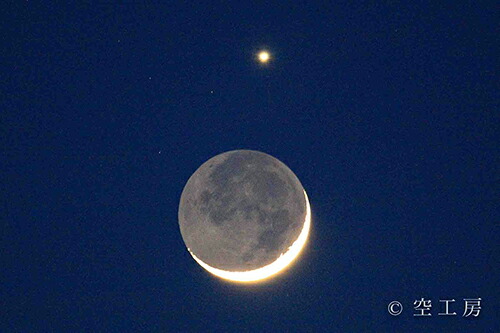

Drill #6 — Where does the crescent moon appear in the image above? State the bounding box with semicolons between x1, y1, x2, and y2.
178;150;311;283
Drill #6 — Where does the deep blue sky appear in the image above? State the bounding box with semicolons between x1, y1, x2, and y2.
2;1;498;332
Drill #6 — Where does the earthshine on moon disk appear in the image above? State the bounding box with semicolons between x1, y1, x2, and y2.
178;150;310;283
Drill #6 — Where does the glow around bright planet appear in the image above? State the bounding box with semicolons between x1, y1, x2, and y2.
178;150;311;283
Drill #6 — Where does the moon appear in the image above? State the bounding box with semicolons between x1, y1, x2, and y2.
178;150;310;283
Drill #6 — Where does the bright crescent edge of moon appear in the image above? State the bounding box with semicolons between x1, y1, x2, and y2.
188;190;311;283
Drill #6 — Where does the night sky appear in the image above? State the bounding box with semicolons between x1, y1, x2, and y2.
2;1;498;332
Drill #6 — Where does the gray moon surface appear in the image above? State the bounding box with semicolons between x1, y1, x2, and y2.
178;150;307;272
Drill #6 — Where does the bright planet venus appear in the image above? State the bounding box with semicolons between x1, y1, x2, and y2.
258;51;270;63
178;150;311;283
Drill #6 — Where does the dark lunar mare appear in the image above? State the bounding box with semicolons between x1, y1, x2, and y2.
179;150;306;271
